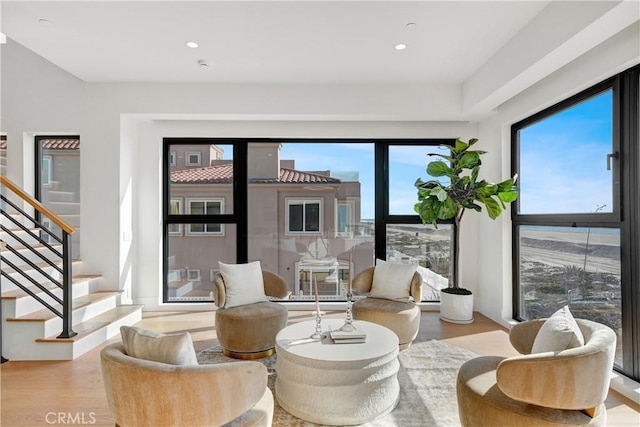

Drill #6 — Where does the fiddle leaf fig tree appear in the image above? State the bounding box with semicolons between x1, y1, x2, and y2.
414;138;518;293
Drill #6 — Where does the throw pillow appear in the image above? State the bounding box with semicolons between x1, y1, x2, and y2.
531;306;585;353
219;261;268;308
369;259;418;302
120;326;198;365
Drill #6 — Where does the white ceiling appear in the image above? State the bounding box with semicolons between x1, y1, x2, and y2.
2;1;637;119
2;1;550;84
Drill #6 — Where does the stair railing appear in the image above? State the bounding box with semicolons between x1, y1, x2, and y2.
0;175;76;338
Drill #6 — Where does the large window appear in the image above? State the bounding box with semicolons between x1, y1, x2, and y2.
164;139;454;304
512;65;639;382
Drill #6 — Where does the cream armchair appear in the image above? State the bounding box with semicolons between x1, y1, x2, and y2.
456;318;616;427
100;343;273;427
351;266;423;349
214;270;289;359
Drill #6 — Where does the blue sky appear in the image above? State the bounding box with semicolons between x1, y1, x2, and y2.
519;90;613;214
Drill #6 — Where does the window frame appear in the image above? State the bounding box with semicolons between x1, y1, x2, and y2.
168;198;183;235
41;155;52;187
185;151;202;167
511;65;640;382
187;269;201;281
185;198;225;235
169;151;177;167
336;200;354;237
285;198;323;235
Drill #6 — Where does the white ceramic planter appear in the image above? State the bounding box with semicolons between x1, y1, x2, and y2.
439;292;474;324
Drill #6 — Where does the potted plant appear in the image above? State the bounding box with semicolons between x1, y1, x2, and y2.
414;138;518;323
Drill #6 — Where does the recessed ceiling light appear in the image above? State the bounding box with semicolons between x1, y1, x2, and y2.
185;41;199;49
395;43;407;51
405;22;416;29
38;18;51;24
198;60;209;68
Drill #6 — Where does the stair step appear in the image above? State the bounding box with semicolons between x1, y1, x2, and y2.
1;274;99;299
6;291;118;322
36;305;144;343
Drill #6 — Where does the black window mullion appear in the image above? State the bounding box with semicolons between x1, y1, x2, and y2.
235;142;248;263
620;65;639;379
374;142;386;260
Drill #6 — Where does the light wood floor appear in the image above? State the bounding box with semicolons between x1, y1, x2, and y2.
1;311;639;426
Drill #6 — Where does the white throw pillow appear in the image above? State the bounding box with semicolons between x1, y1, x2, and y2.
369;259;417;302
120;326;198;366
219;261;268;308
531;306;585;353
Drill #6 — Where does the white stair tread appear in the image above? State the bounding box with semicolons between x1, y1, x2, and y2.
1;274;100;299
6;291;118;322
36;305;143;342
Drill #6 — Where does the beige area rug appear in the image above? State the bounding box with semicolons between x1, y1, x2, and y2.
198;339;478;427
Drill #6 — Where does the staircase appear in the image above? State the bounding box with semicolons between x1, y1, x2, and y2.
1;175;142;360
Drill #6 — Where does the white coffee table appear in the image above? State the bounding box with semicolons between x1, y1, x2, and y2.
275;319;400;425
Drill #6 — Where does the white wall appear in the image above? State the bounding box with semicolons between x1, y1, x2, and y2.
0;38;85;196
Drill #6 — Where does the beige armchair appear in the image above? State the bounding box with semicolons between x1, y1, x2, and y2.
100;343;273;427
214;270;289;359
456;318;616;427
351;266;423;349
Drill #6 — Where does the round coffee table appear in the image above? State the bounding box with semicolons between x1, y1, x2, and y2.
275;318;399;425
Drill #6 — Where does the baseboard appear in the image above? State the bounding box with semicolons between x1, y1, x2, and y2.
610;371;640;405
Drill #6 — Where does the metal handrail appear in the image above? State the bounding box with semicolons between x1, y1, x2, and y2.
0;174;76;338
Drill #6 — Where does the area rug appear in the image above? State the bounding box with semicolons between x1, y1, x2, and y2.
198;339;478;427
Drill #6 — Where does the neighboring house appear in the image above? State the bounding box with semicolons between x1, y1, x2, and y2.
168;142;373;301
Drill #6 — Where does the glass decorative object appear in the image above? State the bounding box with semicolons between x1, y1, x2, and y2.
310;312;324;340
339;292;355;332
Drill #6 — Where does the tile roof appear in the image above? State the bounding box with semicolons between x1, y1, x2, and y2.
171;164;233;184
42;139;80;150
0;139;79;150
170;165;341;184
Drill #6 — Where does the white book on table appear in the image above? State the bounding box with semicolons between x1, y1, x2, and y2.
330;325;367;341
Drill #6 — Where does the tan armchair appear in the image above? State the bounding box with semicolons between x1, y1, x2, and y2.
100;343;273;427
456;318;616;427
214;270;289;359
351;266;423;349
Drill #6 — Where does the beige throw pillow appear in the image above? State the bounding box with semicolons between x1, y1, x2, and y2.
531;306;585;353
369;259;417;302
219;261;268;308
120;326;198;365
